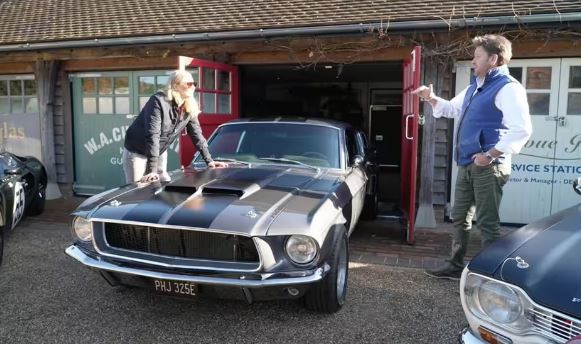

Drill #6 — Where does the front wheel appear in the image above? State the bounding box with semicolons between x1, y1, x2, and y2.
304;233;349;313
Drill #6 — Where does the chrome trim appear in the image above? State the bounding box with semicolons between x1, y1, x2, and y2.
528;307;581;343
88;218;255;237
92;222;263;273
458;328;486;344
66;245;325;288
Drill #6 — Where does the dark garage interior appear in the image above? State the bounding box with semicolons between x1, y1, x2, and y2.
240;62;405;207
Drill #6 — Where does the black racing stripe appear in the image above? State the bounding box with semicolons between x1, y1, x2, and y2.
121;191;195;223
166;195;238;228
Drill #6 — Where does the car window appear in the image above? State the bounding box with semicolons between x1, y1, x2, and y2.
195;123;342;168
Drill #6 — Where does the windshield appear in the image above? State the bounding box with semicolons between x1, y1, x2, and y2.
194;123;341;168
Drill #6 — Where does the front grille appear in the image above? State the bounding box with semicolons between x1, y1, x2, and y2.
104;223;259;263
529;307;581;343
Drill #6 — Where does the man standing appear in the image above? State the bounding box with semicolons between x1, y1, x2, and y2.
413;34;533;279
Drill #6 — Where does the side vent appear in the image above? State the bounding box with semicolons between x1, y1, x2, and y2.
202;187;244;197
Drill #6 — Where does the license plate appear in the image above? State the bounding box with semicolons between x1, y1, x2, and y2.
152;279;198;297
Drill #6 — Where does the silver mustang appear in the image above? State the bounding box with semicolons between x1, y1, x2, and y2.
66;118;378;313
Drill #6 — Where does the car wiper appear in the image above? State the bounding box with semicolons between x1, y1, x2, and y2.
213;157;251;165
257;157;319;171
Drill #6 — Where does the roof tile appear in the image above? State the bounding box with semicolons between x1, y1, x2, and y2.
0;0;579;45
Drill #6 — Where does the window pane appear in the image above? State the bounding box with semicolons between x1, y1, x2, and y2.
139;76;155;95
202;93;215;113
82;78;96;94
218;94;230;114
194;91;200;106
24;80;36;96
187;67;199;86
0;80;7;96
0;98;9;114
509;67;523;83
99;97;113;113
202;68;215;90
99;78;113;95
218;71;230;91
567;92;581;115
527;93;550;115
10;80;22;96
114;77;129;95
569;66;581;88
83;97;97;113
115;97;130;114
526;67;551;89
11;98;23;113
156;76;168;91
25;97;38;113
139;96;149;110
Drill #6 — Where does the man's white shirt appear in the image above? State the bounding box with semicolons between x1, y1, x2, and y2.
430;75;533;158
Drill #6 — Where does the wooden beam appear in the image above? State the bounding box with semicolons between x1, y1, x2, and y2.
0;34;410;63
415;57;441;228
229;47;410;64
0;62;35;74
35;60;61;199
63;57;177;71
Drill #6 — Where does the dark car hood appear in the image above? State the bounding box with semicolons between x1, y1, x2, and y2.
76;166;344;237
469;203;581;318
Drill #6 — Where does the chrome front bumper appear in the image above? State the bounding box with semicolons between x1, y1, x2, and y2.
458;328;486;344
65;245;326;288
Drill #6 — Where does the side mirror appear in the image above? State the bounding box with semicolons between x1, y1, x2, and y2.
574;177;581;196
351;155;364;167
4;167;22;175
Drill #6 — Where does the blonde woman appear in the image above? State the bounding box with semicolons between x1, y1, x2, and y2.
122;70;227;184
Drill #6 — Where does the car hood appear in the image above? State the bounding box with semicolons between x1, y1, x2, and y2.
76;166;345;237
469;203;581;318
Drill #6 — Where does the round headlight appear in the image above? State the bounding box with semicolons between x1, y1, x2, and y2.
72;217;92;241
285;235;318;264
478;280;523;323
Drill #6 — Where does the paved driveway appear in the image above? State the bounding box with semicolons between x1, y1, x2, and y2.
0;220;467;344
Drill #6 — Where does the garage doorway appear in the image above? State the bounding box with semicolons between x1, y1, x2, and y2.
239;62;404;214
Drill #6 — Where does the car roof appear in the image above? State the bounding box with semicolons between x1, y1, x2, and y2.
223;117;355;131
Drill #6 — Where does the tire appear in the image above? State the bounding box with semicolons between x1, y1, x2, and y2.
361;193;378;220
304;232;349;313
27;186;46;216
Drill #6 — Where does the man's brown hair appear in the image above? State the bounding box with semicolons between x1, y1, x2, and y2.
472;34;512;66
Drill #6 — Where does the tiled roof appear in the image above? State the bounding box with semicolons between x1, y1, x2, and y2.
0;0;580;45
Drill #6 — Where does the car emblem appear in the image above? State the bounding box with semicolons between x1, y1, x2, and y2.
515;256;529;269
573;298;581;303
245;210;258;219
109;200;121;207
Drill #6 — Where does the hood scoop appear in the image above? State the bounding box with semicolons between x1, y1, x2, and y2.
163;183;197;194
201;187;244;197
201;177;263;199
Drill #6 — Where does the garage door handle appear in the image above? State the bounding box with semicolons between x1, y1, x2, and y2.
405;114;414;140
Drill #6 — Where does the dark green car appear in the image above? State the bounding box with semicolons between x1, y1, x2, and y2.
0;152;47;265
